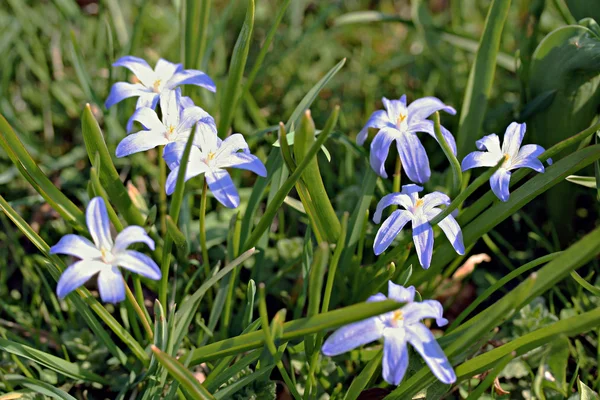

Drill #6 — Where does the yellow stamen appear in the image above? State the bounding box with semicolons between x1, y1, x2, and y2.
392;310;404;322
397;113;407;126
415;198;424;208
152;79;162;93
207;151;216;161
101;248;111;263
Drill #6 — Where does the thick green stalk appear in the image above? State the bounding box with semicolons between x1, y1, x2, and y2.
199;178;210;278
433;111;462;197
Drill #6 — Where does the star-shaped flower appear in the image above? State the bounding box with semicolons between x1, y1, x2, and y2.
50;197;160;304
461;122;548;202
115;89;215;159
105;56;216;109
322;281;456;386
357;95;457;183
164;126;267;208
373;184;464;269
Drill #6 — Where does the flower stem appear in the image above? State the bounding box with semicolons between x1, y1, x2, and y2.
124;278;153;341
199;177;210;278
433;111;462;198
158;147;167;236
391;156;402;212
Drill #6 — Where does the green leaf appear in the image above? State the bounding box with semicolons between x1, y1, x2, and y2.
566;175;597;188
578;378;600;400
217;0;254;138
2;375;77;400
455;0;512;157
151;345;214;399
188;299;402;365
566;0;600;23
343;351;383;400
0;339;108;384
571;270;600;296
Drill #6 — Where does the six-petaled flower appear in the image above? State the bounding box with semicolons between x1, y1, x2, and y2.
50;197;161;304
357;95;457;184
164;125;267;208
373;184;465;269
322;281;456;386
105;56;216;109
461;122;548;202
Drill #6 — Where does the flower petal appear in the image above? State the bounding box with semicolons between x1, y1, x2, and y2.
510;144;545;172
97;267;126;304
437;214;465;255
180;96;196;109
165;149;209;195
215;133;249;158
407;97;456;124
461;151;501;171
105;82;149;109
136;92;159;109
126;107;163;133
56;260;105;299
86;197;113;249
373;210;412;255
50;234;101;259
403;300;448;327
178;106;214;132
113;56;156;87
382;96;407;123
406;323;456;384
154;58;181;81
116;130;169;157
321;317;384;356
206;168;240;208
475;133;502;154
387;281;415;303
357;110;392;145
167;69;217;93
409;120;457;156
195;122;220;153
382;329;409;386
373;192;417;223
396;132;431;184
502;122;526;159
370;127;398;178
490;168;512;202
115;250;161;280
412;214;434;269
421;191;451;214
367;293;388;303
113;226;155;253
219;152;267;177
159;88;182;129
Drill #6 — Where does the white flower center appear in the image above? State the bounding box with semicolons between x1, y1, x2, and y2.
100;247;115;264
204;151;216;165
389;309;404;328
165;125;176;140
152;79;162;93
411;198;424;214
502;153;511;168
396;113;408;131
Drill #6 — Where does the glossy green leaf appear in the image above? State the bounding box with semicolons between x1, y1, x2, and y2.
566;175;597;188
343;351;383;400
578;378;600;400
2;375;77;400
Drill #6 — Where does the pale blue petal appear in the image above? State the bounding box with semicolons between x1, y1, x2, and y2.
206;168;239;208
406;323;456;384
475;134;502;154
373;210;412;255
165;149;209;195
87;197;113;249
357;110;392;145
502;122;526;159
126;107;163;133
178;106;214;132
373;192;417;223
180;96;196;109
113;226;155;253
396;132;430;184
105;82;149;109
382;329;409;385
116;130;169;157
490;168;512;202
167;69;217;92
56;260;105;299
367;293;387;303
511;144;546;172
135;92;159;109
97;267;126;304
370;127;398;178
406;97;456;124
421;191;451;214
116;250;161;280
215;133;249;158
50;234;101;259
387;282;415;303
321;317;383;356
159;88;182;129
154;58;181;81
403;300;448;327
382;96;407;123
412;214;434;269
437;214;465;255
461;151;500;171
408;120;457;155
112;56;156;87
195;122;220;153
223;152;267;177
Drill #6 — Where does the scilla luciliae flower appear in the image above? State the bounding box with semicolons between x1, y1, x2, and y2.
164;125;267;208
357;95;457;184
461;122;549;202
50;197;160;303
322;281;456;386
105;56;216;109
373;184;464;269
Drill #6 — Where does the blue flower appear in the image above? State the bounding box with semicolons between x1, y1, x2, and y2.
115;89;215;159
373;184;464;269
322;281;456;386
50;197;160;304
105;56;216;109
164;126;267;208
357;95;457;184
461;122;547;202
